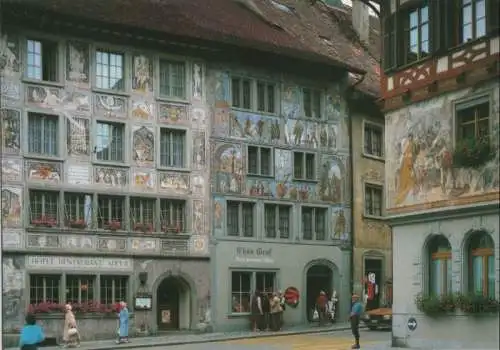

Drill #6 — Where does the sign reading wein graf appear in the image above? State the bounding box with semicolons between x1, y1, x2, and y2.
234;247;274;264
26;256;134;272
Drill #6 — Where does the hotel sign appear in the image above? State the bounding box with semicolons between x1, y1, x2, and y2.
26;256;133;272
234;247;274;264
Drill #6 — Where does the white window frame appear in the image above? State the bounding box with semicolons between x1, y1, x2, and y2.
364;182;384;218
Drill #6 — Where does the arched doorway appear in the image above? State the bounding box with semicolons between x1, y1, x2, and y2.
156;276;190;330
306;264;333;321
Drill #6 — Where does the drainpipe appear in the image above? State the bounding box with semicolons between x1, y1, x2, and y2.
345;72;366;295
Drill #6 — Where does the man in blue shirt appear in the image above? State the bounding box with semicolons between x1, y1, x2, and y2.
19;314;45;349
350;294;363;349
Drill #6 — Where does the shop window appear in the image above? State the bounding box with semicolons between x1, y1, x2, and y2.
467;231;495;298
264;204;291;239
100;276;128;305
65;275;95;304
256;272;276;293
231;271;251;313
302;206;327;240
428;235;452;296
29;275;61;304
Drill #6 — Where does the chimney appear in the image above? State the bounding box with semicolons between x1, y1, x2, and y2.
351;0;370;45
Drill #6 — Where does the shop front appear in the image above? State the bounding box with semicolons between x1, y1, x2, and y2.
210;241;351;332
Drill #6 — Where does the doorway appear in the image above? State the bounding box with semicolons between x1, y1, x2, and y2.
364;258;383;310
306;264;333;321
156;277;190;330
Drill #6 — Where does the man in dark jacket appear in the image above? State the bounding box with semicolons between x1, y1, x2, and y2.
261;290;271;330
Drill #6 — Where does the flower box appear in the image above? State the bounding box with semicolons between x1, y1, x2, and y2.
28;301;121;315
161;224;182;234
31;216;57;227
415;293;500;317
134;223;154;233
105;220;122;231
452;136;494;169
69;219;87;229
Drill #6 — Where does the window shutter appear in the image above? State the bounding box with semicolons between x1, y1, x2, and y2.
383;14;396;71
487;0;499;35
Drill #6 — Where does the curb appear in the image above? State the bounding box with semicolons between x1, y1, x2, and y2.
86;325;361;350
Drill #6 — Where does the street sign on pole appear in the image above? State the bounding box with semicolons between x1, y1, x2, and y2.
407;317;418;331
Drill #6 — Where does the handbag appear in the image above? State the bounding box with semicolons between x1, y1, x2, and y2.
67;327;78;336
312;309;319;321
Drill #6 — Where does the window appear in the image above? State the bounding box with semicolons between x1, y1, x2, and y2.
459;0;487;43
468;232;495;298
95;121;124;162
26;39;58;82
131;198;155;232
264;204;291;239
257;82;276;113
231;271;251;313
302;207;327;240
29;190;59;226
97;195;124;229
64;193;92;228
159;59;186;99
365;185;383;217
303;88;322;118
456;99;490;140
160;128;186;168
66;276;95;304
247;146;272;176
364;123;383;157
255;272;276;293
160;199;185;233
29;275;60;304
383;14;396;71
227;201;255;237
293;152;316;180
100;276;128;304
28;113;58;156
404;1;430;63
232;77;252;109
95;50;124;91
428;236;452;296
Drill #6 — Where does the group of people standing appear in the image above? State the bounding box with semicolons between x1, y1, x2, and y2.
18;302;130;349
250;290;286;332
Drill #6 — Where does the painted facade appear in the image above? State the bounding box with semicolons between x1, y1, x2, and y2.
1;29;211;339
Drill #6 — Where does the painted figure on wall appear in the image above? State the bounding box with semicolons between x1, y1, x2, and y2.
67;117;90;156
27;162;61;183
158;103;188;124
214;201;223;229
132;100;154;120
318;157;342;203
193;131;206;169
332;209;346;239
282;85;300;119
27;86;62;109
395;133;418;205
2;158;22;182
133;126;154;166
1;188;22;226
2;256;25;328
132;55;153;93
1;108;20;153
215;72;230;106
230;112;279;143
133;171;156;191
0;34;20;75
94;95;127;119
193;200;204;234
214;144;243;193
159;172;189;193
95;167;127;187
66;41;89;83
193;63;202;99
274;149;293;198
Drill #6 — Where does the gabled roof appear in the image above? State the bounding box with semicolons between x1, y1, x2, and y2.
3;0;380;97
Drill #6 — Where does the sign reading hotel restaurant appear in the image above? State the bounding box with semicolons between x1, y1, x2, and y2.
26;256;133;272
234;247;274;264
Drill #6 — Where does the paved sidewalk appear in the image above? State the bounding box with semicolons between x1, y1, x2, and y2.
7;323;358;350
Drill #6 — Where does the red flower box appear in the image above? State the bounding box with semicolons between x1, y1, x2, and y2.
161;222;182;234
134;223;154;233
69;219;87;229
105;220;122;231
32;216;57;227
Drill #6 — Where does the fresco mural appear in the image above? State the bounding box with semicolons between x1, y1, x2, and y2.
158;103;189;125
386;84;500;210
132;126;154;166
1;187;22;227
192;106;208;129
26;85;62;109
131;100;154;120
94;167;128;188
132;55;153;93
1;157;22;182
212;196;225;236
284;119;322;148
1;108;20;154
0;34;21;76
193;200;205;234
191;173;205;197
159;172;189;194
213;143;244;193
318;155;343;203
331;206;350;241
1;79;21;103
67;117;90;156
193;63;203;100
94;94;127;119
230;111;280;144
213;107;230;137
132;169;156;192
192;131;206;170
282;84;300;119
215;71;230;107
2;256;25;329
26;161;62;183
325;92;342;121
66;41;89;84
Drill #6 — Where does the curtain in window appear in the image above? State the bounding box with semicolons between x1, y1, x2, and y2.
472;255;484;294
44;118;58;155
446;258;453;294
431;259;442;295
172;132;184;167
487;255;495;298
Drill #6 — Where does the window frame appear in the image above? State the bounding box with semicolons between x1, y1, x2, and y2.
226;200;256;238
293;151;316;181
26;112;60;158
158;58;188;100
97;195;125;230
160;198;186;233
263;203;292;239
130;197;156;232
29;190;60;226
301;206;328;241
247;145;274;176
402;0;431;64
453;95;491;145
457;0;488;44
229;270;278;315
99;275;128;305
231;76;253;110
158;126;188;170
364;183;384;218
302;87;323;119
63;192;93;229
65;275;96;304
467;232;495;298
362;120;384;159
94;48;126;92
94;120;126;164
25;37;61;83
428;237;453;296
256;80;277;114
29;274;61;304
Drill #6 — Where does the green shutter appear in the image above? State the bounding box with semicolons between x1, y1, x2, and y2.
487;0;499;35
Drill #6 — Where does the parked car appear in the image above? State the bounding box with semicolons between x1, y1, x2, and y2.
362;307;392;330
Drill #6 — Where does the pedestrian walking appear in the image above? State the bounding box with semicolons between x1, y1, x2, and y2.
316;291;328;326
350;294;363;349
62;304;80;348
278;290;286;329
261;290;271;331
19;314;45;350
250;291;263;331
269;292;282;331
116;301;130;344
